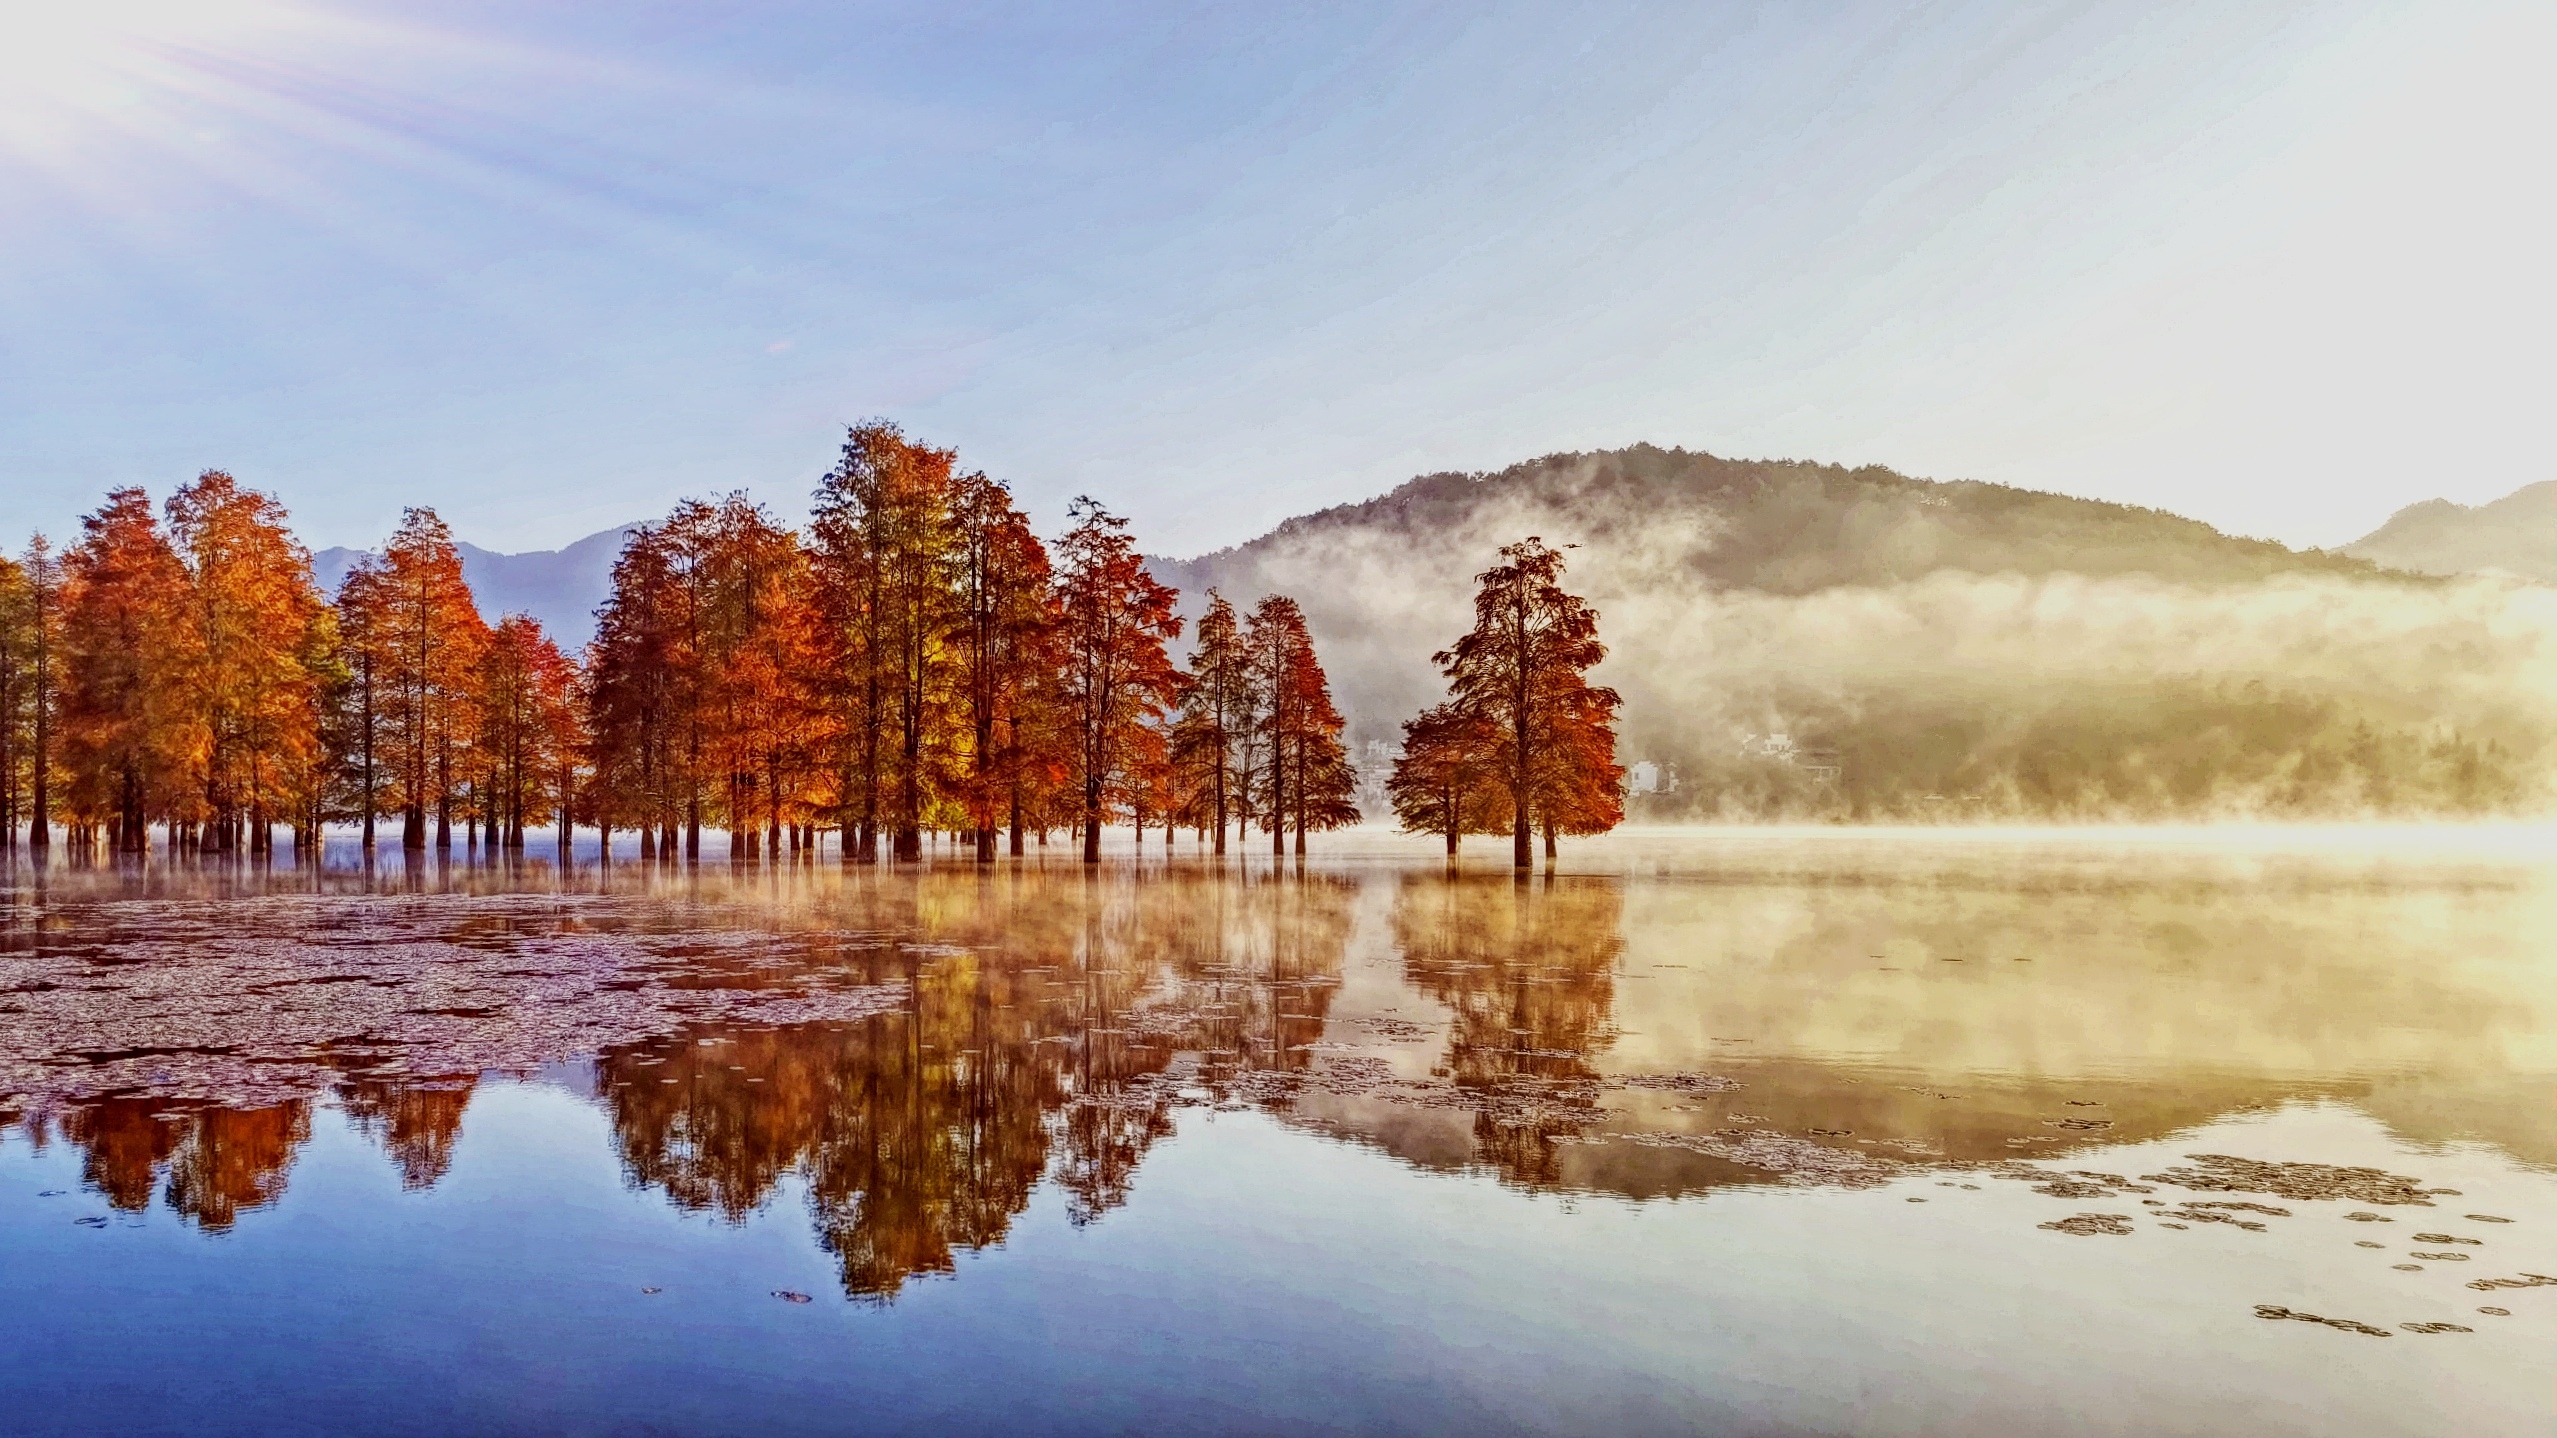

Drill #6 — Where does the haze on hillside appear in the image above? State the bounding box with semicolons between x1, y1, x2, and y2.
1164;449;2553;822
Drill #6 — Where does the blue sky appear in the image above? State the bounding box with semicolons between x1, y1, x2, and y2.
0;0;2548;556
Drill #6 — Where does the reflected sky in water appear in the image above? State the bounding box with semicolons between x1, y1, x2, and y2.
1;832;2551;1436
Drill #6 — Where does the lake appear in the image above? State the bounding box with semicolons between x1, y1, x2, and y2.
2;829;2550;1437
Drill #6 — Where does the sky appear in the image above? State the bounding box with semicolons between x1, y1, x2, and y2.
0;0;2548;558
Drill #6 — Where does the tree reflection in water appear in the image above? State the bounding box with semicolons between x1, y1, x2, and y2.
52;1098;314;1231
1394;874;1625;1186
341;1077;477;1190
595;866;1354;1299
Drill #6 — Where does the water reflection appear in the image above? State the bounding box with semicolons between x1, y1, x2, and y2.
47;1099;313;1232
341;1077;477;1190
1394;875;1624;1185
4;838;2554;1304
589;870;1359;1296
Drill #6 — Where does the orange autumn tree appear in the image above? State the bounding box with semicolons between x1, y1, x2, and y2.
1425;538;1622;867
1171;591;1250;854
1388;702;1503;855
1243;594;1358;856
700;497;824;860
1054;497;1182;864
948;469;1059;860
585;518;698;858
57;489;194;852
339;509;487;851
810;421;957;863
477;614;581;849
590;497;829;859
163;471;326;856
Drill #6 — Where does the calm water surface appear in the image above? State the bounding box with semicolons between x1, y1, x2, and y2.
2;830;2551;1437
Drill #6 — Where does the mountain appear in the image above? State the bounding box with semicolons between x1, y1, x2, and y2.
1149;443;2392;744
2342;481;2557;584
1152;446;2550;820
312;525;641;647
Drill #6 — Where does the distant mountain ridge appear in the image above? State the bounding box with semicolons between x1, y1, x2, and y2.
2342;481;2556;584
312;525;641;647
1158;445;2380;599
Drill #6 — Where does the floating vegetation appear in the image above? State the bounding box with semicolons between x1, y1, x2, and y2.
2039;1213;2133;1236
1621;1073;1741;1095
2465;1215;2512;1224
2253;1305;2391;1337
2399;1322;2472;1335
0;899;906;1110
2478;1307;2510;1316
2145;1155;2438;1207
2410;1252;2470;1262
2355;1241;2385;1249
2410;1233;2480;1245
2465;1273;2557;1292
2161;1206;2267;1232
1610;1130;1897;1188
2343;1212;2391;1223
2022;1170;2152;1201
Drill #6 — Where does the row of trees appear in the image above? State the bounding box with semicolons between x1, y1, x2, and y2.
0;476;585;859
578;423;1359;864
0;436;1629;868
0;424;1409;863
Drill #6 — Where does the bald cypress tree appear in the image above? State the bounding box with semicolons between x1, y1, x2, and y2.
1433;538;1622;868
1054;498;1182;864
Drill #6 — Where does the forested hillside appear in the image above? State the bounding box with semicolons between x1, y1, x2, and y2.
1155;447;2554;821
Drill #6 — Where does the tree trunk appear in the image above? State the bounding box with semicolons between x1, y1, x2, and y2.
1270;730;1286;857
